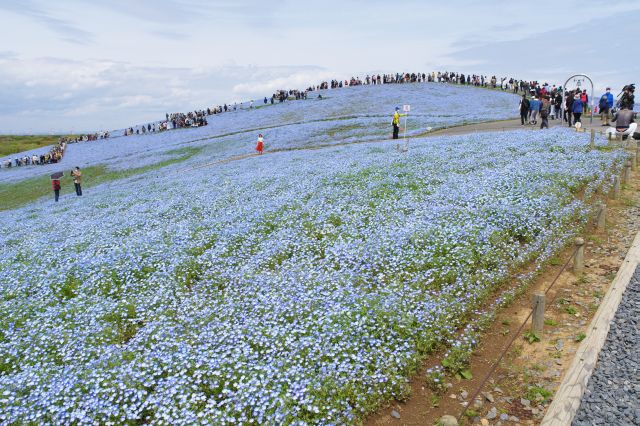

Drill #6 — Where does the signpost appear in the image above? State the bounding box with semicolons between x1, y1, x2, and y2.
402;104;410;151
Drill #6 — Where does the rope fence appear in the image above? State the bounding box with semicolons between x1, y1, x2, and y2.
455;169;625;423
457;245;579;423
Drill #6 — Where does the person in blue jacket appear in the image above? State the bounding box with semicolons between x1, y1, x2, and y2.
606;87;614;109
572;93;584;124
598;87;614;126
528;96;541;125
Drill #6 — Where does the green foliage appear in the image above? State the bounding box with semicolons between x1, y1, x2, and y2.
565;306;577;315
175;259;203;291
523;330;540;344
100;302;143;344
425;368;447;394
441;346;472;379
544;318;557;326
464;409;479;418
587;234;603;245
525;386;552;402
60;274;81;300
575;332;586;342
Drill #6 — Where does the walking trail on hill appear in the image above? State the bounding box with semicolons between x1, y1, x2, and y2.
181;115;611;174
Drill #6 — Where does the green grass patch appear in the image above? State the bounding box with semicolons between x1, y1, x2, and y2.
0;146;202;211
525;386;552;403
0;135;76;157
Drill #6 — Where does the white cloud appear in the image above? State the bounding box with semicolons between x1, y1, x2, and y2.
233;71;335;95
1;0;639;133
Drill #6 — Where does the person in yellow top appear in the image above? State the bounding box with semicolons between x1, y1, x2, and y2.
71;166;82;196
392;106;406;139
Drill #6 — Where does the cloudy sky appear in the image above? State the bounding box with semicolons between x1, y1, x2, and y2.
1;0;639;134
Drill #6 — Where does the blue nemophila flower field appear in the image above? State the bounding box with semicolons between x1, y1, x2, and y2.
0;124;625;424
0;83;519;184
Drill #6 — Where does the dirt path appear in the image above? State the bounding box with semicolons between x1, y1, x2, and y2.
180;113;616;175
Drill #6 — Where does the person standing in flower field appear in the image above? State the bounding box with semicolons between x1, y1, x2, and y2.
256;134;264;154
71;166;82;196
52;178;61;202
392;107;406;139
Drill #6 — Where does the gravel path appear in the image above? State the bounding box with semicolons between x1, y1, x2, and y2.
572;267;640;425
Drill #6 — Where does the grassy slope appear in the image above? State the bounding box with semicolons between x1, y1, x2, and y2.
0;135;75;157
0;147;202;211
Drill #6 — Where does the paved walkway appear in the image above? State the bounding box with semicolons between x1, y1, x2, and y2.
183;114;618;174
571;267;639;425
424;114;613;138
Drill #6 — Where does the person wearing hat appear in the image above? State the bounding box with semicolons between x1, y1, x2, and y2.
392;107;406;139
71;166;82;196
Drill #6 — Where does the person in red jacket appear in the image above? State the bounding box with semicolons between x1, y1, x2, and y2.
52;179;61;202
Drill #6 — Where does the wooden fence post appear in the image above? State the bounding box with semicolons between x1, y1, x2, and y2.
589;129;595;150
623;159;632;185
532;293;546;335
574;237;585;275
597;203;607;231
612;176;620;200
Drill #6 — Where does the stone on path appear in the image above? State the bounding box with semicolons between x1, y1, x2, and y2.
390;410;400;419
487;406;497;420
482;391;495;403
438;414;458;426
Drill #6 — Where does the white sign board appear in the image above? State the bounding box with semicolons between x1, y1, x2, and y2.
403;104;411;112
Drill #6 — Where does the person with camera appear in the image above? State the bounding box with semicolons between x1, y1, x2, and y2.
71;167;82;196
618;84;635;110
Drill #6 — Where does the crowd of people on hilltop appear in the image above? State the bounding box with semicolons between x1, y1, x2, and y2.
31;69;577;149
3;69;636;170
123;111;208;137
66;132;111;143
2;138;68;168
